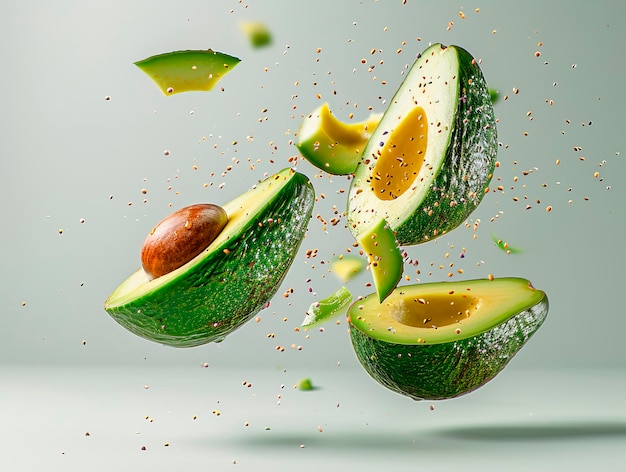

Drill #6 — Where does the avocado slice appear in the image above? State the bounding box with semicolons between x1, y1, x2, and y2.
296;103;382;175
301;286;353;329
348;277;548;400
134;49;241;95
347;43;497;245
104;168;314;347
357;218;403;302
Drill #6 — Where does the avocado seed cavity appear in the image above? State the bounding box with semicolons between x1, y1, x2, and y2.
391;292;479;329
370;105;428;200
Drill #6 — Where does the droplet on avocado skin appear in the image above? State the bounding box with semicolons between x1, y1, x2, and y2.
141;204;228;280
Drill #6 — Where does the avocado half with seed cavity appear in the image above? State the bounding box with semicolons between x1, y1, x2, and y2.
104;168;314;347
347;43;497;245
348;278;548;400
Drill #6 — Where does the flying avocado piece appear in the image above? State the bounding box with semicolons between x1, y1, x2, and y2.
347;43;498;245
296;103;382;175
104;168;314;347
348;277;548;400
134;49;241;95
357;217;403;302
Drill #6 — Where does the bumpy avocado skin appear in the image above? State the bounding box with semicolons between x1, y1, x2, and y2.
394;46;497;244
349;295;548;400
106;172;314;347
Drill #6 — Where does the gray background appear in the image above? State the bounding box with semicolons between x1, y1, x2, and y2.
2;0;625;372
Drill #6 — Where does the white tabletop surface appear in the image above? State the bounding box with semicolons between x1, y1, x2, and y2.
2;363;624;471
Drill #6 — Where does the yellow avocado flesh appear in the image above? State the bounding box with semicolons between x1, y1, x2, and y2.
370;105;428;201
349;277;546;345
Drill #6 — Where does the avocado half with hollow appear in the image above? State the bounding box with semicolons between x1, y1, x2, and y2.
347;43;497;245
348;278;548;400
104;168;314;347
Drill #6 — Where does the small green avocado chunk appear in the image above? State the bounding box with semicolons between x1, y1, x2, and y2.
330;254;367;282
348;277;548;400
358;218;403;302
104;168;315;347
296;103;382;175
240;21;272;48
347;43;497;245
134;49;241;95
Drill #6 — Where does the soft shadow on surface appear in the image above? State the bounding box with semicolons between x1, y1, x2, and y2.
197;420;626;452
433;420;626;442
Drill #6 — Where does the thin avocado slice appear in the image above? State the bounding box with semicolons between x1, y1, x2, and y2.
347;43;497;245
301;286;353;329
134;49;241;95
104;168;314;347
348;277;548;400
296;103;382;175
358;218;403;302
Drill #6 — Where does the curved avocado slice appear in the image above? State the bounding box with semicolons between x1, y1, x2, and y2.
348;277;548;400
296;103;382;175
347;43;497;245
104;168;314;347
357;217;403;302
134;49;241;95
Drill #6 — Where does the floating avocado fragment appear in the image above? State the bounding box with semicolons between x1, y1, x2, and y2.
301;286;353;328
104;168;314;347
240;20;272;48
330;254;367;282
348;277;548;400
296;103;382;175
358;218;403;302
134;49;241;95
488;88;500;104
297;378;315;391
347;43;497;245
492;233;523;254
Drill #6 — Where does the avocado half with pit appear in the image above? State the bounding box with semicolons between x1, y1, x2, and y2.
104;168;314;347
348;278;548;400
347;43;498;245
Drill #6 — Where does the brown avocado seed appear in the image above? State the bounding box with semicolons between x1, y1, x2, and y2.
141;203;228;280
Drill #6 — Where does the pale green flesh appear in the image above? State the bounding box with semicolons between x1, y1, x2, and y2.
349;278;546;345
105;169;298;309
347;44;458;237
134;49;241;95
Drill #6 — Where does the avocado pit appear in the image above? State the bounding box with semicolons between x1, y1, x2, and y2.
141;203;228;280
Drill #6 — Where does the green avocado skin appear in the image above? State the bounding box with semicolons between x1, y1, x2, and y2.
106;172;314;347
395;46;497;244
349;296;548;400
